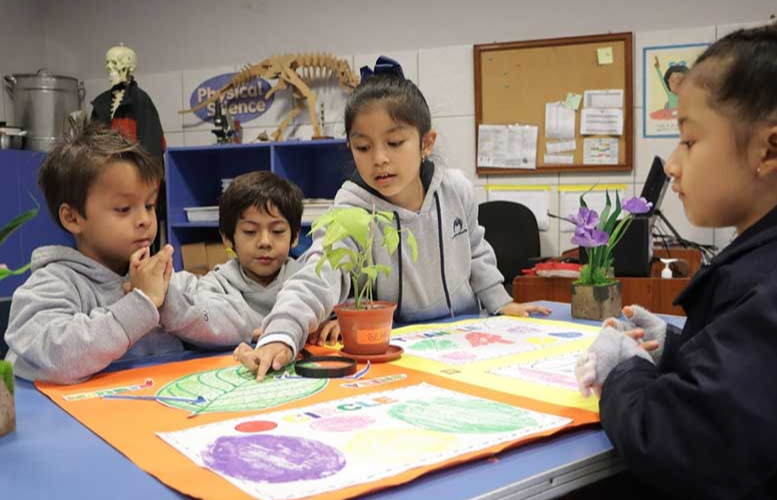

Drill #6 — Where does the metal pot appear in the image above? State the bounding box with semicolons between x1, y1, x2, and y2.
0;122;26;150
3;69;84;151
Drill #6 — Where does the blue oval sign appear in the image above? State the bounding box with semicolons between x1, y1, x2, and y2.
189;72;274;124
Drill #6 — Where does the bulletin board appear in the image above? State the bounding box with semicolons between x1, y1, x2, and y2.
474;32;633;175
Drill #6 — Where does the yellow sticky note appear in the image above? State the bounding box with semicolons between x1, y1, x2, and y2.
597;47;614;65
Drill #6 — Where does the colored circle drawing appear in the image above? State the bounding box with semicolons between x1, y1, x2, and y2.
344;428;458;464
156;366;327;414
310;414;376;433
389;397;538;433
203;434;346;483
235;420;278;433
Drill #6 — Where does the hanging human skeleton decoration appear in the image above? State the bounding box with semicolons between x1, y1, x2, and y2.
90;44;166;162
180;53;360;142
106;45;136;117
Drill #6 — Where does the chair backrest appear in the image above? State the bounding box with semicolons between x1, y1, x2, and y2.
478;201;541;295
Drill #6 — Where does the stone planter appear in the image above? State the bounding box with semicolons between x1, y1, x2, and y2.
571;281;622;320
0;360;15;437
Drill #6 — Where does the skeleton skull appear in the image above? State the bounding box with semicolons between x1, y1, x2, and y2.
106;45;137;86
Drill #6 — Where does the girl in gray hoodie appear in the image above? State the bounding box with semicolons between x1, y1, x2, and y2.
235;57;550;379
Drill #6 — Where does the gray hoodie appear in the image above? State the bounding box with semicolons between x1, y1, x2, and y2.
258;164;513;355
3;246;183;384
160;257;301;347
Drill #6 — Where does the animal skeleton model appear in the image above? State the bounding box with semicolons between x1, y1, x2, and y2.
181;53;360;141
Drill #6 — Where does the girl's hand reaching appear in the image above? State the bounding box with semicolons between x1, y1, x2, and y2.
500;301;551;318
307;319;341;346
604;305;667;363
233;341;293;381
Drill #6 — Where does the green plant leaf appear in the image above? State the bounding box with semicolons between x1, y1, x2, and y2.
322;221;350;247
383;225;399;254
0;263;32;281
376;211;395;225
375;264;392;277
598;190;612;231
310;209;339;233
578;184;597;208
324;247;353;269
336;208;371;248
406;230;418;262
602;191;622;235
0;206;39;246
362;267;378;280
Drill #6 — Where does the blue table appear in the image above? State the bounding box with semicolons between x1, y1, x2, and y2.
0;301;685;499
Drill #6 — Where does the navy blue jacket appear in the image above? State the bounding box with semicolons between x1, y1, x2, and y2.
600;206;777;500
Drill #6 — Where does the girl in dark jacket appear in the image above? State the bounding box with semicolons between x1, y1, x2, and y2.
575;21;777;500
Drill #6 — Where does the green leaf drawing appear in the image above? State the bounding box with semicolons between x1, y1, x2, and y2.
409;338;458;351
389;397;539;433
156;365;327;414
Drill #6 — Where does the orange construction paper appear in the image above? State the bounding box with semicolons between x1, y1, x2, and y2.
37;351;598;500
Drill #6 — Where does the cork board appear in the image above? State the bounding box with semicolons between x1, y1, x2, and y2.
474;32;633;175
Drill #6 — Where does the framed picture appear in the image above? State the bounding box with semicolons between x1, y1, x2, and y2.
642;43;709;138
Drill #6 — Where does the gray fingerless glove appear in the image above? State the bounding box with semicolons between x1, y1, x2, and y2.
589;326;654;386
608;304;667;363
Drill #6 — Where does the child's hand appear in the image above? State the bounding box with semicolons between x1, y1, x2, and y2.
233;341;293;381
604;305;667;363
129;244;174;308
500;301;551;317
307;319;341;346
575;326;654;398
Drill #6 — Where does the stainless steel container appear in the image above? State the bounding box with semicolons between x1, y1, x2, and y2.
0;123;26;150
3;69;84;151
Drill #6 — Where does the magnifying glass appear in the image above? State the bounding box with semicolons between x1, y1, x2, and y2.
294;351;357;379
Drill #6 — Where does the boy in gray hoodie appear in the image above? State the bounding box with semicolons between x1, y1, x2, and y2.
160;171;340;348
4;123;181;384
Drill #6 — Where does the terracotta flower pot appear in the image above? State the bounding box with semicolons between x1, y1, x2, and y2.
570;281;622;320
334;301;397;355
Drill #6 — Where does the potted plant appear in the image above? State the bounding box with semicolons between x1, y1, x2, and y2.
312;206;417;356
0;203;38;437
568;190;652;320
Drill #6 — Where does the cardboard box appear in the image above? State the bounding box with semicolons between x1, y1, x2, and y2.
205;243;230;270
181;242;231;275
181;243;209;276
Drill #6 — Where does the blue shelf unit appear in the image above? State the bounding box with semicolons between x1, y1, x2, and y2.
0;150;73;298
165;139;354;270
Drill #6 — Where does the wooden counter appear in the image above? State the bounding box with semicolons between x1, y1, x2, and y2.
513;248;701;316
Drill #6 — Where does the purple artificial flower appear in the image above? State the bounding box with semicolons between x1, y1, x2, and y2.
568;206;599;231
571;226;609;248
622;196;653;214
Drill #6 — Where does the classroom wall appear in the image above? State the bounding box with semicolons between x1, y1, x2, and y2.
2;0;773;260
0;0;46;124
23;0;777;79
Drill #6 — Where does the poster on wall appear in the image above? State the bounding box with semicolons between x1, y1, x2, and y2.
642;43;709;138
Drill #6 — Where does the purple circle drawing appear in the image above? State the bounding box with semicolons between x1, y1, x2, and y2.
203;434;346;483
310;414;376;432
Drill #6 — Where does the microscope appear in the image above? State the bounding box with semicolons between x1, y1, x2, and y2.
211;99;239;144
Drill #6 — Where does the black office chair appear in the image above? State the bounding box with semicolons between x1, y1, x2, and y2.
478;201;542;296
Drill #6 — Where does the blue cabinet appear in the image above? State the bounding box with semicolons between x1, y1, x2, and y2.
165;139;353;270
0;151;72;297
